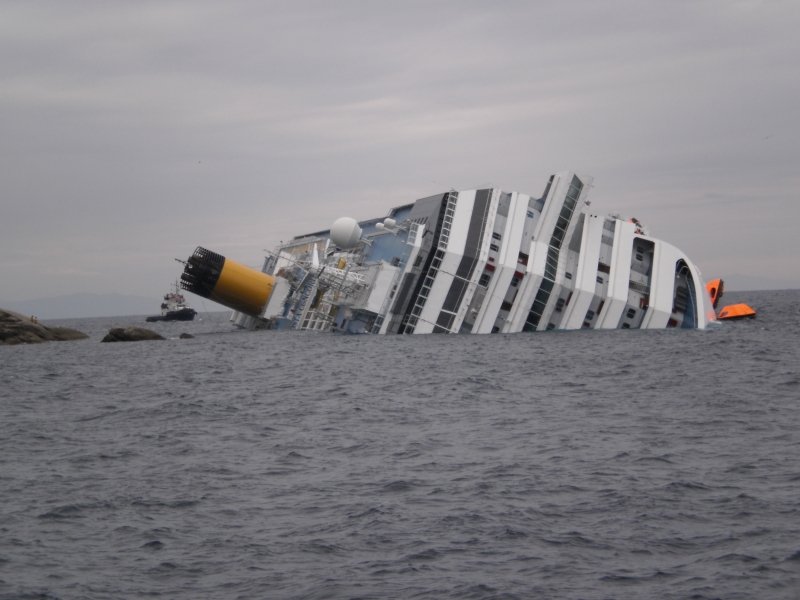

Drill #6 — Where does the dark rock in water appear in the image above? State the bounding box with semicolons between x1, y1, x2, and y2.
101;327;165;343
0;309;88;345
48;327;91;341
179;333;194;339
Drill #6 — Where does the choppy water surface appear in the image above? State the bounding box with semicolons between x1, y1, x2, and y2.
1;290;799;599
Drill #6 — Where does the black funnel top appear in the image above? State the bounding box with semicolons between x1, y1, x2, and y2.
180;247;225;299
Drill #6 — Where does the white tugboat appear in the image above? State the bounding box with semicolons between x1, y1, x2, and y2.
146;282;197;322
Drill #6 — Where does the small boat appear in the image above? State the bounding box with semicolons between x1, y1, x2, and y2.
706;278;724;309
705;278;756;320
717;303;756;320
146;282;197;322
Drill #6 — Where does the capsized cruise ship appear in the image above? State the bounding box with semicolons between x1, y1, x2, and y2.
179;171;716;334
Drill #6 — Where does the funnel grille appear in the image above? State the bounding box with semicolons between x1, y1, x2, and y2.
180;246;226;298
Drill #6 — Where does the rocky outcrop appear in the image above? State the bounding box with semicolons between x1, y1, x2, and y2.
0;309;88;346
47;327;91;341
101;327;165;343
179;333;194;339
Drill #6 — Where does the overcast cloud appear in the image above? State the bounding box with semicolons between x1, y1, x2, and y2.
1;0;798;302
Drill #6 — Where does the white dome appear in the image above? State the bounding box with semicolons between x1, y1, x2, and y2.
330;217;362;249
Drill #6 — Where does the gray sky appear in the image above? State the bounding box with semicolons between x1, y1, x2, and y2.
2;0;798;302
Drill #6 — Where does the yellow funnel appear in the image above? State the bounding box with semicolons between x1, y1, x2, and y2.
180;247;274;317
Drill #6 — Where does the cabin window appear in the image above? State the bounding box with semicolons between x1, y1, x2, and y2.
490;243;500;252
636;253;643;261
546;323;556;330
596;276;603;284
414;255;423;267
527;211;534;218
621;323;631;329
565;272;572;280
586;310;595;320
492;232;502;240
626;308;636;319
492;326;500;333
391;257;401;267
478;273;491;287
510;277;519;288
518;252;529;265
637;246;645;253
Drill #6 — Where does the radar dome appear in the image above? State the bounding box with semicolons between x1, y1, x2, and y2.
330;217;362;249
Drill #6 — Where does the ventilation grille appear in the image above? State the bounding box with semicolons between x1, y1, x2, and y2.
180;246;226;299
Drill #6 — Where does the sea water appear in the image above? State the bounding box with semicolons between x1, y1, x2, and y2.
1;290;799;599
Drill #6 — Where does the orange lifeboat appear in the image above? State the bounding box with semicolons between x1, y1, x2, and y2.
717;303;756;320
706;277;756;320
706;278;724;309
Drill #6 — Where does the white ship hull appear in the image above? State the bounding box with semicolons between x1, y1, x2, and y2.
181;171;716;334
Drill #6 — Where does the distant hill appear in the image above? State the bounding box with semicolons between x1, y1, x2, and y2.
720;274;800;292
3;293;173;319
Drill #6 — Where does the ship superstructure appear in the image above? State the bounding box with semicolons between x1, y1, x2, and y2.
179;171;716;334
